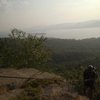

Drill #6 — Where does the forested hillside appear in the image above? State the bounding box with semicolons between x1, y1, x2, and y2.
1;30;100;73
1;30;100;79
0;30;100;99
46;38;100;66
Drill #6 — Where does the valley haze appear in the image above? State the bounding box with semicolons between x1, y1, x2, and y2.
0;20;100;39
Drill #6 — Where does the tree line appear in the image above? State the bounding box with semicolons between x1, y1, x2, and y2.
0;29;51;68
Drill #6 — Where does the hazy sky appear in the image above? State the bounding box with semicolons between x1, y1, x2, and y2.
0;0;100;32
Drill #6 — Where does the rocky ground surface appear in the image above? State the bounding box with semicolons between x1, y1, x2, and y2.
0;68;88;100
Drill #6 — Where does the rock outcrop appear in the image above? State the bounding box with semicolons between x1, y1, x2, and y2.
0;68;88;100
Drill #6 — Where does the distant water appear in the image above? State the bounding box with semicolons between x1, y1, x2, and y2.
45;27;100;39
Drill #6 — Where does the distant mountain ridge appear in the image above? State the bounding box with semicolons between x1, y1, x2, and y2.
1;20;100;38
51;20;100;29
28;20;100;32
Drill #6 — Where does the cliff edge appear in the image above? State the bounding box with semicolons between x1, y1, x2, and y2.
0;68;88;100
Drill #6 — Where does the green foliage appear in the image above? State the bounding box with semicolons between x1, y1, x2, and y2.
0;29;51;68
46;38;100;67
1;32;100;99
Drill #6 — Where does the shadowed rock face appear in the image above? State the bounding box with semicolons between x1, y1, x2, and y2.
0;68;62;87
42;84;75;100
0;68;89;100
76;95;89;100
